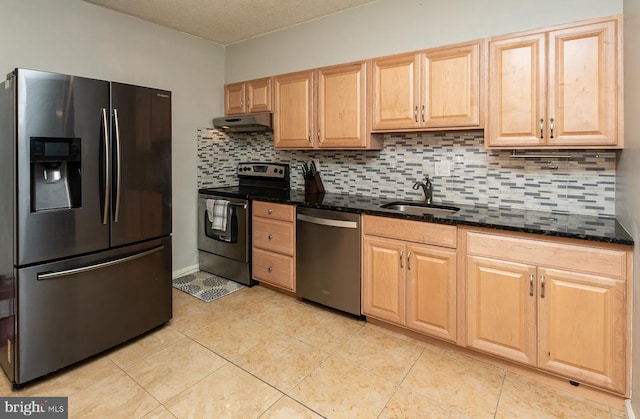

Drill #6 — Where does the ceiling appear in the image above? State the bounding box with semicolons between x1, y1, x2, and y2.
83;0;376;46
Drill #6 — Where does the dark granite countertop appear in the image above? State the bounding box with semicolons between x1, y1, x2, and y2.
250;190;634;246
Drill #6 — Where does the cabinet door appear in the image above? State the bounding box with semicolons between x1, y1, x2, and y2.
422;43;480;127
224;82;246;115
370;53;420;130
487;33;546;147
537;267;625;393
362;236;406;325
406;243;456;342
547;21;618;147
274;71;314;149
466;256;537;366
247;77;272;114
317;62;367;148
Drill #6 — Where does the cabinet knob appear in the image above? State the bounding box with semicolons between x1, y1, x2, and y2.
268;266;273;273
268;234;273;240
268;208;273;214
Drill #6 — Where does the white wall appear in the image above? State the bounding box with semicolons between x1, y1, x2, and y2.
226;0;622;82
0;0;225;275
619;0;640;415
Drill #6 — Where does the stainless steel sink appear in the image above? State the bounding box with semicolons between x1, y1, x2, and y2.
381;201;460;216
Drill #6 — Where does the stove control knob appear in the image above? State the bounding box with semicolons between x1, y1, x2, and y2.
273;168;277;173
279;169;283;174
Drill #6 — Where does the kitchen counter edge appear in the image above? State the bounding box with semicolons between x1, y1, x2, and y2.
214;190;634;246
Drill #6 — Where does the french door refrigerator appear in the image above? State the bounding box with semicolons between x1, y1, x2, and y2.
0;68;172;385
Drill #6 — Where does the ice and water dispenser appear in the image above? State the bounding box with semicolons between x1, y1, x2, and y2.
30;137;81;212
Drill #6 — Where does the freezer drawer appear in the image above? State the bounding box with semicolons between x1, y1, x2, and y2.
14;237;172;385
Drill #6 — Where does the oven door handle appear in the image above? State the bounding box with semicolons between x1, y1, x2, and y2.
229;202;247;209
201;198;247;210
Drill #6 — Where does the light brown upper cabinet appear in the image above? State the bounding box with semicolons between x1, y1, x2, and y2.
486;16;622;148
224;77;272;116
273;63;382;150
273;70;314;149
370;41;481;131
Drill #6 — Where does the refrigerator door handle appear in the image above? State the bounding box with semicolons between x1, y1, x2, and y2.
36;245;164;280
101;108;110;225
113;108;122;223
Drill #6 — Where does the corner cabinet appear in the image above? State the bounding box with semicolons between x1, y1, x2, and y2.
362;216;457;342
464;230;629;394
273;63;382;150
486;16;622;148
370;41;481;131
224;77;272;116
251;201;296;292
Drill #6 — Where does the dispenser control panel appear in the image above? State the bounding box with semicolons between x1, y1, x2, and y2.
30;137;81;162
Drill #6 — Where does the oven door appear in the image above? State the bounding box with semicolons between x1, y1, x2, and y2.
197;194;249;262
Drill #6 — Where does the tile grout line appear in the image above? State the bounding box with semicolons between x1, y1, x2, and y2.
493;371;508;418
178;312;332;418
375;344;427;418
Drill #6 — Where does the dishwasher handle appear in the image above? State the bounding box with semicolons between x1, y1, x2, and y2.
297;213;359;229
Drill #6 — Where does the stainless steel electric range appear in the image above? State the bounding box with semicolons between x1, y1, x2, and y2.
198;162;290;286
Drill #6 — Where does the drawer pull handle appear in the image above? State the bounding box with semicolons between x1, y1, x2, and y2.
540;118;544;139
529;273;534;297
268;266;272;273
268;234;273;240
421;105;425;123
414;106;418;123
407;251;412;270
540;275;545;298
550;118;555;139
399;250;404;268
268;208;273;214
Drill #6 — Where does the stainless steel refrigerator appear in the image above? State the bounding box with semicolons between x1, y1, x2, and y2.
0;69;172;385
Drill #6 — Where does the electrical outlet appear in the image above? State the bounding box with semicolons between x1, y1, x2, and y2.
434;161;451;177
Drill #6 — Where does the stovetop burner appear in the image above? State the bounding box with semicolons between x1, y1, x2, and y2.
199;162;290;200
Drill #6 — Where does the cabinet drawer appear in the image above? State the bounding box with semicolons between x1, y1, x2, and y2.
253;218;294;256
252;248;295;291
363;215;456;248
253;201;295;222
467;232;627;279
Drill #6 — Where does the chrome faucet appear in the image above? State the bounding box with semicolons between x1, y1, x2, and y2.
413;176;433;204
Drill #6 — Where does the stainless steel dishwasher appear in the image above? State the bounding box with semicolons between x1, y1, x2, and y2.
296;207;361;316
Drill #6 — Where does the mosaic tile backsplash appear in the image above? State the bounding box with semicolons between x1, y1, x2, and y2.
197;129;616;217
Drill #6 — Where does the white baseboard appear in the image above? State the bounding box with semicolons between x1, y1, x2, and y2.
626;399;636;419
172;264;199;279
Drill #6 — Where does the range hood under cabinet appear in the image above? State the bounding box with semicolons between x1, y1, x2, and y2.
213;112;273;133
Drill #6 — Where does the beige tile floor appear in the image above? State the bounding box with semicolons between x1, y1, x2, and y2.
0;284;627;418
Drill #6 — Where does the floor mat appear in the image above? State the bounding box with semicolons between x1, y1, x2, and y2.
172;271;244;302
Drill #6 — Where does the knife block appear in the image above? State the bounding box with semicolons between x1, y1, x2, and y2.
304;172;325;195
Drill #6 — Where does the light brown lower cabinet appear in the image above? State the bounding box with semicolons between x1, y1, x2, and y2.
362;216;457;342
252;201;296;292
465;231;628;394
